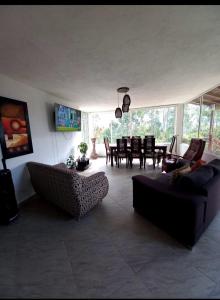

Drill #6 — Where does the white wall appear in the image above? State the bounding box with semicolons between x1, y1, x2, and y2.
0;73;82;204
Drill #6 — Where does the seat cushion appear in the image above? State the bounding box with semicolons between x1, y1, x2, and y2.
171;165;192;183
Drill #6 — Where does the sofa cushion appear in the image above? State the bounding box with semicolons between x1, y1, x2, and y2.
207;159;220;175
156;172;173;185
171;165;192;183
176;165;215;192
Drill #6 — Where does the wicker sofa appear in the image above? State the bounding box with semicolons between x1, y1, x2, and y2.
27;161;109;219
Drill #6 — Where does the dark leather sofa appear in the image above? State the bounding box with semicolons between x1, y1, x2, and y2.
132;159;220;248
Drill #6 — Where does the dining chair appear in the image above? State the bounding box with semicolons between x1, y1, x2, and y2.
129;137;143;168
104;137;111;165
145;135;154;138
122;136;131;145
157;135;177;165
115;138;129;168
132;136;141;139
142;136;156;169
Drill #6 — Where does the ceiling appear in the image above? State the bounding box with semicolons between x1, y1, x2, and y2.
0;5;220;112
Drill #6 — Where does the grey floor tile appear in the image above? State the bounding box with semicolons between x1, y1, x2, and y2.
135;255;216;298
17;277;78;299
0;284;17;298
1;158;220;298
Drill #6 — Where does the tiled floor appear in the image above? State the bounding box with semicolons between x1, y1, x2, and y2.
1;158;220;298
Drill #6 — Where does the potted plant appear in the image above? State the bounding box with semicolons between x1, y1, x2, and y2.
78;142;88;160
66;148;76;169
66;154;76;169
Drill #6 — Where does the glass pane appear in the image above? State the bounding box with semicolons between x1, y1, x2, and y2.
89;111;113;144
199;103;212;139
182;103;200;143
111;112;131;143
87;105;176;144
130;106;176;142
212;108;220;155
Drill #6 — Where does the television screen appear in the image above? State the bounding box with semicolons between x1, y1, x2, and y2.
54;103;81;132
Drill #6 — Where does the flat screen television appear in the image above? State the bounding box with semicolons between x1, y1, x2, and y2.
54;103;81;132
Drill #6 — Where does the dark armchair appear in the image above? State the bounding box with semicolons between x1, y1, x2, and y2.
162;138;206;173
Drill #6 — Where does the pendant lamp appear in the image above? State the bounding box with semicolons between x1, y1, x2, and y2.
123;94;131;106
122;103;129;112
115;87;131;118
115;92;122;118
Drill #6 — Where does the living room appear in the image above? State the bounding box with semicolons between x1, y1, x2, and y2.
1;5;220;299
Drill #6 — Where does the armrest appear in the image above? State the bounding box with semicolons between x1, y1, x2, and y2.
53;162;67;169
81;171;105;181
81;172;107;188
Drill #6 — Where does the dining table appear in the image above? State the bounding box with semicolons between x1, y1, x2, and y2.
109;143;167;167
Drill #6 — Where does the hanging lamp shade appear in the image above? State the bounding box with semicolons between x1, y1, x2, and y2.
115;87;131;118
122;103;129;113
123;94;131;106
115;107;122;118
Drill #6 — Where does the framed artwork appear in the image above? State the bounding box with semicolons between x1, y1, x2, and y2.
0;96;33;159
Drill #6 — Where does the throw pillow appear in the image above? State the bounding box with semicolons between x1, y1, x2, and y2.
191;159;206;172
171;165;192;184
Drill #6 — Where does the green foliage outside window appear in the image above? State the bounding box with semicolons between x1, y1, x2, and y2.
183;100;220;155
182;103;200;143
88;100;220;156
89;105;176;144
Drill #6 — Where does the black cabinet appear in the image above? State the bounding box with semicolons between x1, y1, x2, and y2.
0;169;18;224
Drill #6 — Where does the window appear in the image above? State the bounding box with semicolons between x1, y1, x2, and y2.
210;105;220;155
182;94;220;156
182;100;200;143
88;105;176;144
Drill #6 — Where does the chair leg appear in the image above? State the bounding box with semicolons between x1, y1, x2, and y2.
153;156;155;169
144;157;146;169
140;157;143;168
157;156;161;165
